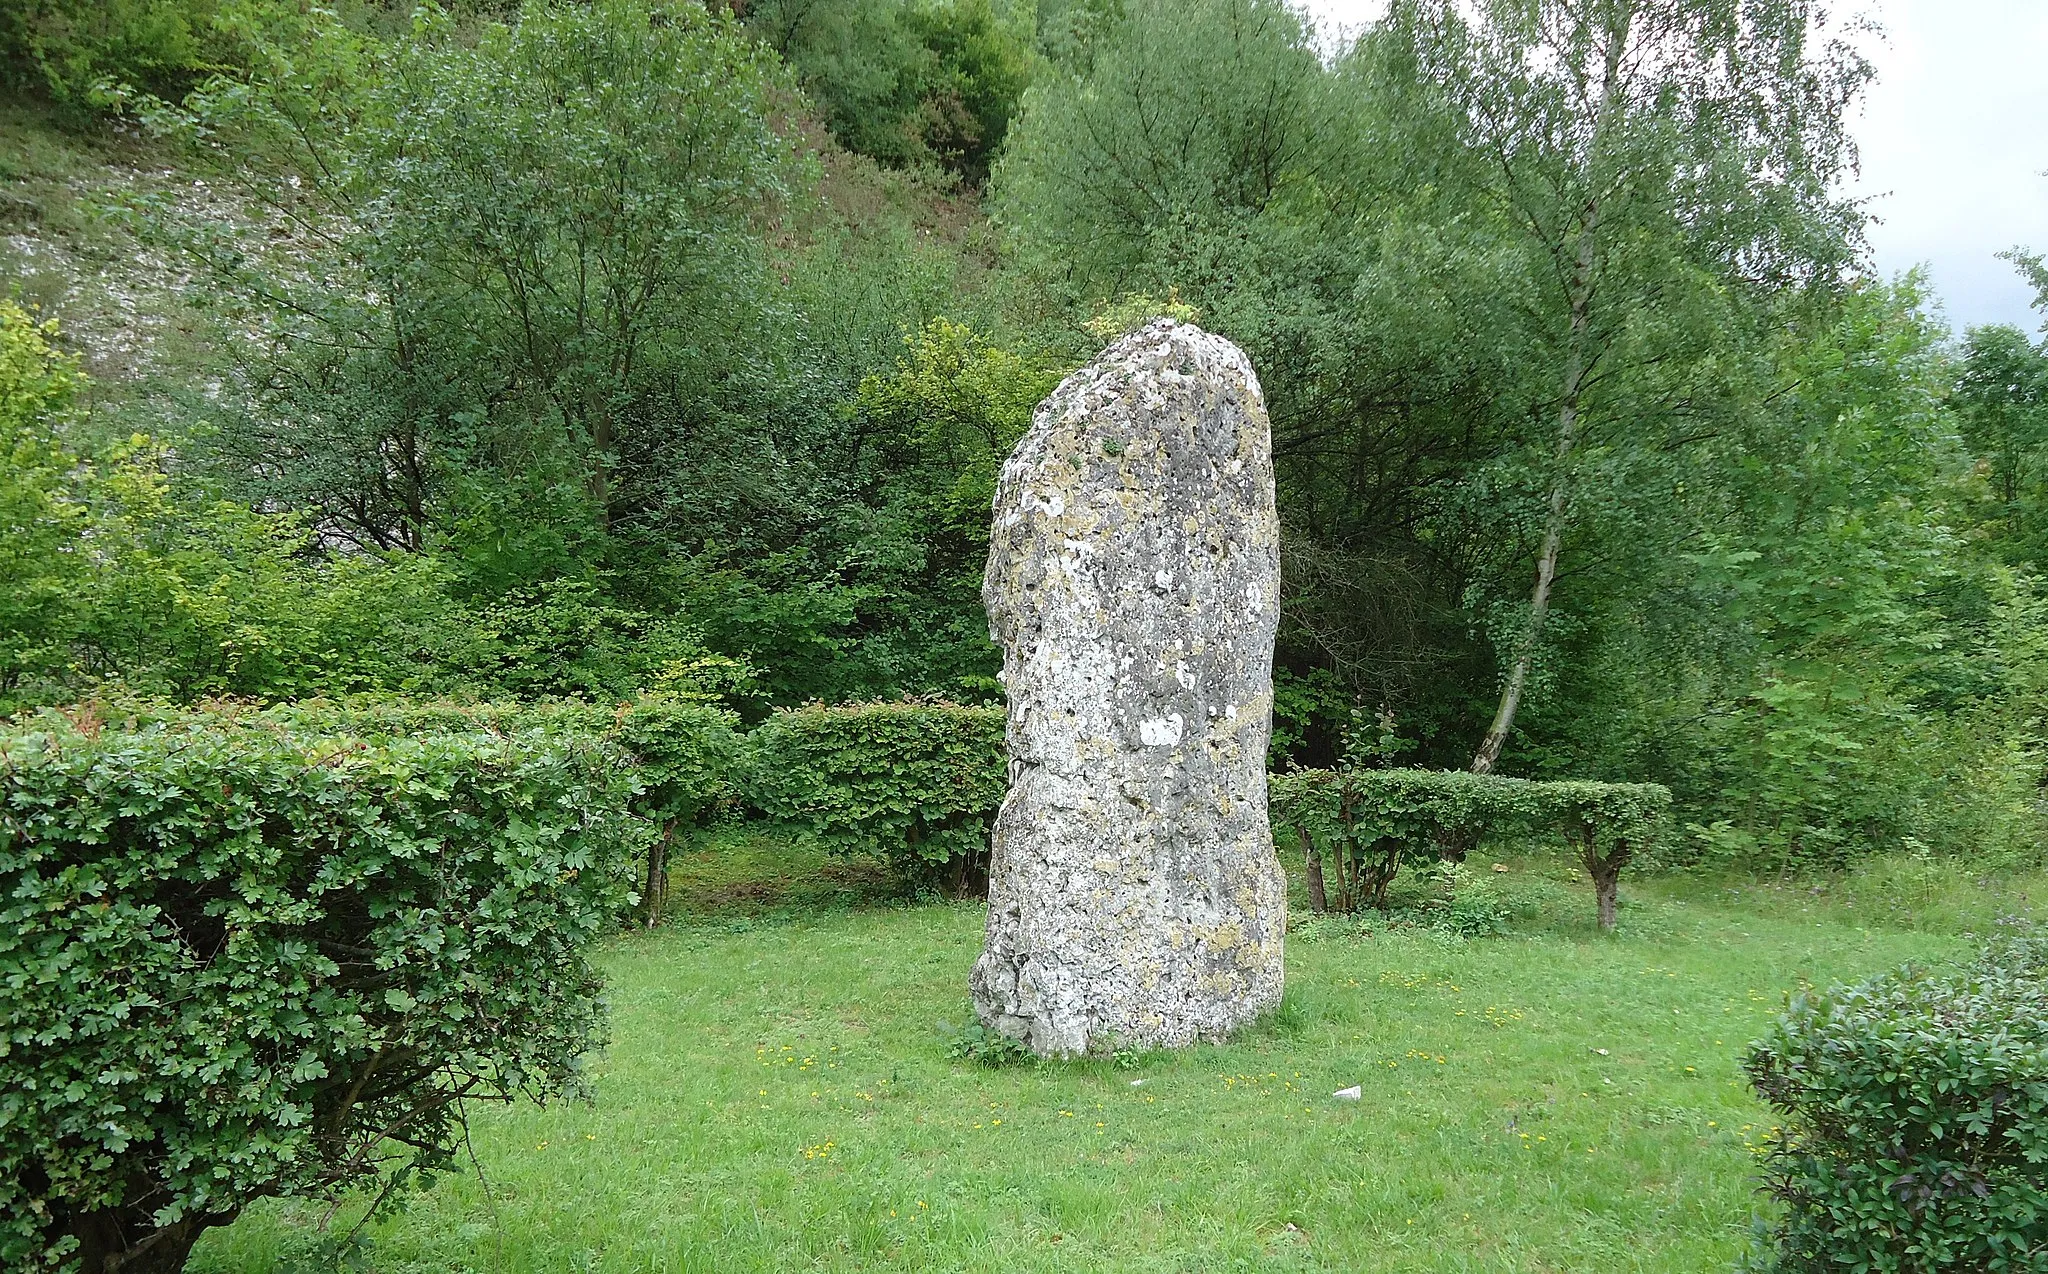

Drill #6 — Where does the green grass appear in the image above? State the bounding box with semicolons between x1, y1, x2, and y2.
189;844;2038;1274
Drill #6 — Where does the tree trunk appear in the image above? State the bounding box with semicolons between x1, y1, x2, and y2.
1437;826;1476;864
1364;838;1403;910
1471;233;1593;776
1594;869;1619;933
1575;826;1630;934
70;1206;226;1274
949;850;971;900
590;411;614;532
1301;828;1328;913
1470;12;1627;777
644;825;672;927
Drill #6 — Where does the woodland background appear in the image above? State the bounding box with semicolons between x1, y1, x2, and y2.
6;0;2048;870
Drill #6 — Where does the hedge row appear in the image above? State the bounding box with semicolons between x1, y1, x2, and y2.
738;708;1672;936
0;710;639;1273
744;700;1006;896
75;695;740;926
1266;768;1671;931
58;699;1669;929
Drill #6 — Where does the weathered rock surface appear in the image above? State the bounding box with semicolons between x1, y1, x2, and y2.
969;319;1286;1057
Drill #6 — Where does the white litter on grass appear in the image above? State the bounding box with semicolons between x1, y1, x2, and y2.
1332;1085;1362;1100
1592;1048;1610;1056
1128;1078;1147;1087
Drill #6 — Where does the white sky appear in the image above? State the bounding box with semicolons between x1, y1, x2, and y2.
1301;0;2048;335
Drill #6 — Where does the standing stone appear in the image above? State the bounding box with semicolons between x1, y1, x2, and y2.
970;319;1285;1057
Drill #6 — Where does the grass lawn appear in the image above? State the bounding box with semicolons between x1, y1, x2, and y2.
191;840;2039;1274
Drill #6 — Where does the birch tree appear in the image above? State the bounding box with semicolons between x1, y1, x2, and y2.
1373;0;1870;772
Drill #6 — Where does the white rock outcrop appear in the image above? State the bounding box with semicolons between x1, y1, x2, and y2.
969;319;1286;1057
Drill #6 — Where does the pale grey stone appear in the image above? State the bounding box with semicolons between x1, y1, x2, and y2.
969;319;1286;1057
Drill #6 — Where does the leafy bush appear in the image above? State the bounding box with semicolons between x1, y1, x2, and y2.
0;708;639;1273
1268;769;1490;912
1745;939;2048;1272
745;700;1005;894
941;1019;1035;1068
1419;860;1511;938
264;694;737;925
66;693;744;926
262;695;617;741
1268;769;1669;932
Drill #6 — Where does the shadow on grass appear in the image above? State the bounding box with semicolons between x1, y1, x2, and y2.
661;823;909;923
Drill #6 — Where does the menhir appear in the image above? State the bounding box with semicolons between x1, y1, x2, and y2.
970;319;1286;1057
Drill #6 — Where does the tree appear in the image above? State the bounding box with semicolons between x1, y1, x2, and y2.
2005;244;2048;337
0;302;471;710
993;0;1342;297
739;0;1033;182
0;302;89;707
1371;0;1871;773
838;318;1061;695
1670;281;1993;863
1;0;229;106
158;0;796;553
992;0;1510;762
1954;324;2048;563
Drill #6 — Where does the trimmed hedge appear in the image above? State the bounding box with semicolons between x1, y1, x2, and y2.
734;707;1669;922
0;710;640;1273
1746;939;2048;1272
744;700;1006;895
80;694;741;926
288;696;739;924
1267;769;1669;931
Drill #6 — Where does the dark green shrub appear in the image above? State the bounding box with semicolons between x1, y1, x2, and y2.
1268;769;1495;912
0;710;638;1274
1267;769;1669;931
1745;939;2048;1272
744;700;1006;895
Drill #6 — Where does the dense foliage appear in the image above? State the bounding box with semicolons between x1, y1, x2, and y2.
745;700;1007;894
1745;939;2048;1272
743;0;1034;182
1;0;228;105
0;708;637;1273
4;0;2047;872
1269;769;1669;931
